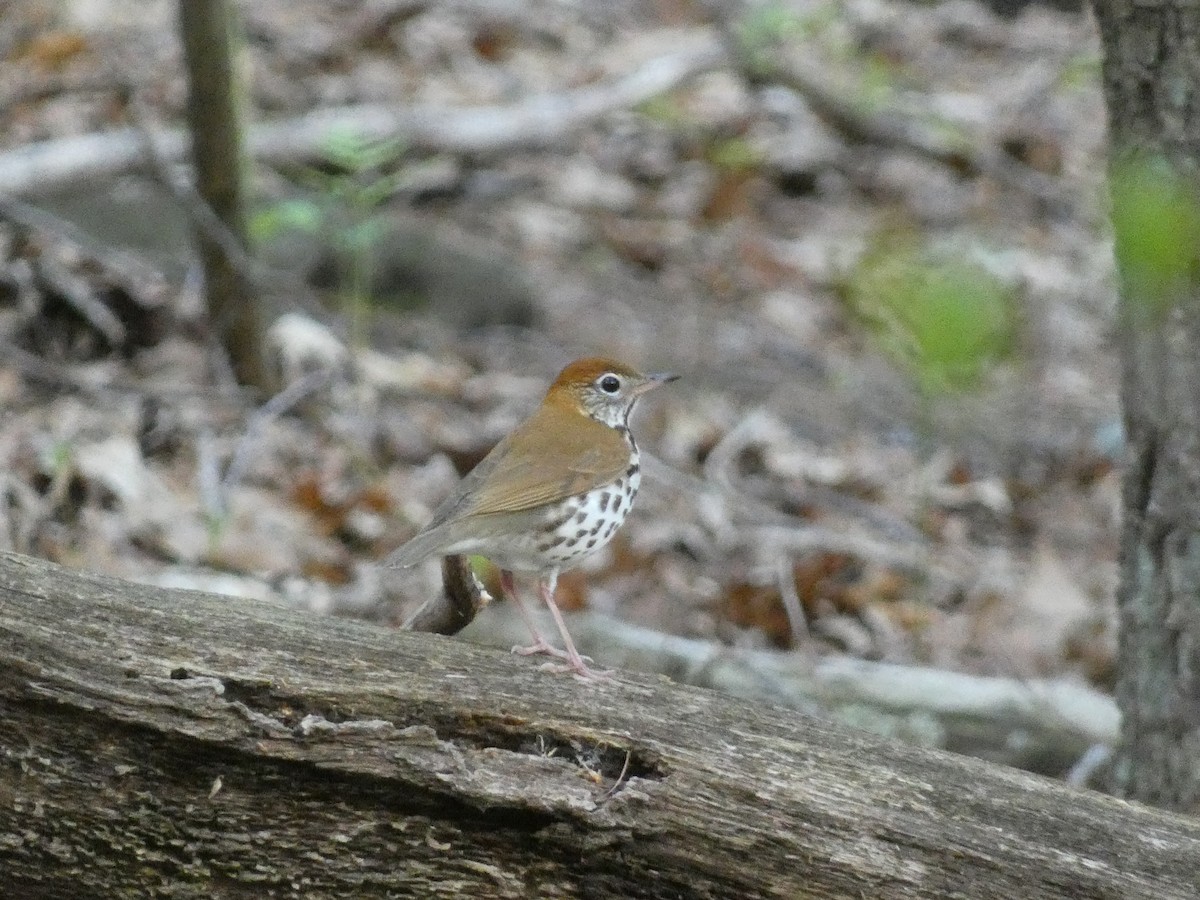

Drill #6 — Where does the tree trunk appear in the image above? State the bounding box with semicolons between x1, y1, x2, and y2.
1;551;1199;899
1092;0;1200;813
179;0;266;389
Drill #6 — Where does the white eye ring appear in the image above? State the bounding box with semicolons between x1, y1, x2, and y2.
598;374;622;394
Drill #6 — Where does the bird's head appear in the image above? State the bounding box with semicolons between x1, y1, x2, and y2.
547;357;678;427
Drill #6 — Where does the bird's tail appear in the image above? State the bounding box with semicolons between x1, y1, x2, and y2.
384;528;447;568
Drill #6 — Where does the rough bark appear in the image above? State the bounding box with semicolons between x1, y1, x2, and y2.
1;551;1199;899
179;0;266;389
1092;0;1200;812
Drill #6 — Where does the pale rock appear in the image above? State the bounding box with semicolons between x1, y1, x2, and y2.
549;157;640;213
266;313;351;388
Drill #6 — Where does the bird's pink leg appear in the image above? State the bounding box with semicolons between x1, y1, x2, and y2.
501;570;572;661
535;577;611;680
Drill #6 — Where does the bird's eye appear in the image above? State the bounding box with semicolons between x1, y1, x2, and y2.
599;374;621;394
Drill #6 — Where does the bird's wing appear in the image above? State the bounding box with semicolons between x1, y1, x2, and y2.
466;407;630;517
465;443;615;517
387;401;632;569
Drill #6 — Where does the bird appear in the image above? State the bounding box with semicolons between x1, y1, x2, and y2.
387;356;677;679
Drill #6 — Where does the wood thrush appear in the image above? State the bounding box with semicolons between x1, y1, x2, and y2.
387;357;677;678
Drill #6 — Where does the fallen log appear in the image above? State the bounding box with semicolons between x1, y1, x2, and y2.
1;550;1197;898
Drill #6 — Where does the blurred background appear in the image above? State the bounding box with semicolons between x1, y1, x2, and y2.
0;0;1117;778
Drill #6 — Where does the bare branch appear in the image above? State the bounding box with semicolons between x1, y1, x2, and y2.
0;38;725;196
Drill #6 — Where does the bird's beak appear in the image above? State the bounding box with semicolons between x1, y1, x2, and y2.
634;372;679;395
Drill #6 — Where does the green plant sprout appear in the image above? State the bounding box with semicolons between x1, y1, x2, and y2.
251;128;408;350
707;136;764;172
841;234;1018;396
736;1;842;76
635;94;689;127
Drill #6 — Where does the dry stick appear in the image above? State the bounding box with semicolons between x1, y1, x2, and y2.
775;553;809;644
1066;743;1114;789
0;39;726;197
647;452;948;584
221;368;332;497
602;750;633;800
0;194;172;314
0;334;248;402
129;101;260;295
30;252;127;346
0;72;129;110
126;94;327;321
195;428;226;527
690;410;939;575
759;51;1074;213
0;343;102;394
197;369;330;522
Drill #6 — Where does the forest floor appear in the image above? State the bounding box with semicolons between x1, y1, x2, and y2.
0;0;1117;774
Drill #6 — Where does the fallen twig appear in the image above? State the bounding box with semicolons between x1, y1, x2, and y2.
220;368;333;504
0;37;725;196
646;453;948;584
704;0;1074;217
127;94;270;305
0;194;160;278
762;52;1073;213
34;251;127;347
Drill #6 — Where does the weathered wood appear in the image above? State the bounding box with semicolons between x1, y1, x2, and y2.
1;550;1198;899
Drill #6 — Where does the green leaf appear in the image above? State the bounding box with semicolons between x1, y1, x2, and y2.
322;129;404;174
323;128;373;172
707;137;762;172
844;238;1017;393
249;198;323;242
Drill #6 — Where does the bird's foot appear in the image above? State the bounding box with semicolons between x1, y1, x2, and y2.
537;659;613;681
511;639;593;664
